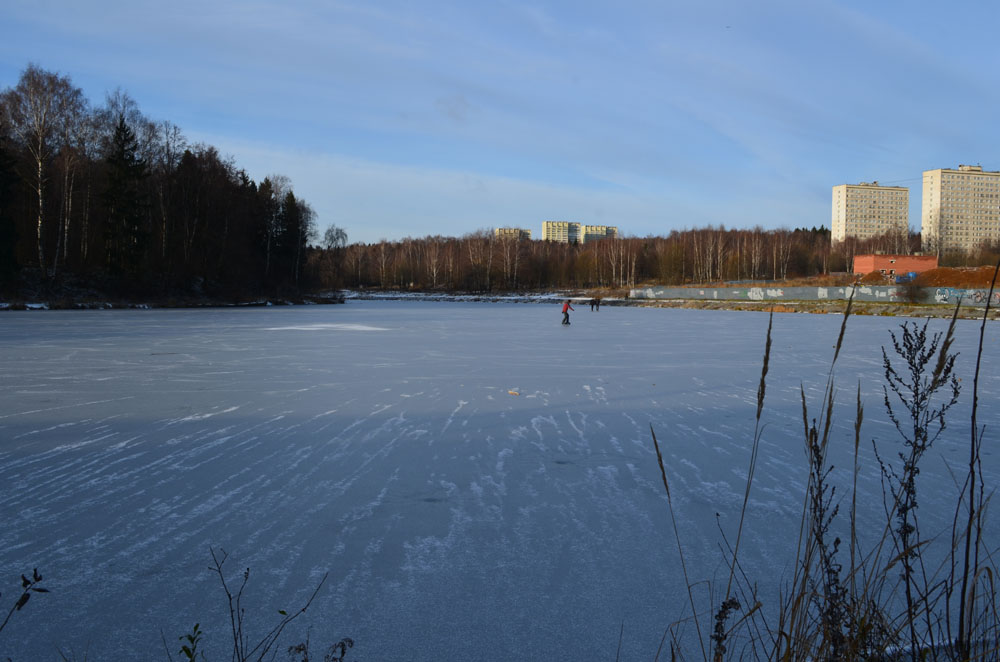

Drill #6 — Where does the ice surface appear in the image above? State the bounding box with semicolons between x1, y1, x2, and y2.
0;302;997;659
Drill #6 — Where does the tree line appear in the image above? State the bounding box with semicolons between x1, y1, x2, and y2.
0;63;319;298
7;63;997;300
321;226;922;292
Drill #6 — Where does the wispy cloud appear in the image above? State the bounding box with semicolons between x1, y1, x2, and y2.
192;133;683;241
4;0;1000;241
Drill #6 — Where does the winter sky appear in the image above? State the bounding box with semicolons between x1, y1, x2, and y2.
3;1;1000;244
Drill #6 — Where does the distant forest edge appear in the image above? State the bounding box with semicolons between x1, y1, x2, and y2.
4;63;1000;302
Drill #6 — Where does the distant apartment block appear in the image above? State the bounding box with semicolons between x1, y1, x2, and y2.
921;165;1000;254
542;221;618;244
494;227;532;240
831;182;909;242
852;254;938;277
581;224;618;243
542;221;580;243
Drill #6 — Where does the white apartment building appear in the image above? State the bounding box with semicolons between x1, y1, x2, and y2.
921;165;1000;254
581;225;618;243
542;221;618;244
831;182;909;242
542;221;581;243
494;227;532;240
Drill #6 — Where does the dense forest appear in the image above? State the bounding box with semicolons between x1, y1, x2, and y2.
0;64;321;300
3;63;996;301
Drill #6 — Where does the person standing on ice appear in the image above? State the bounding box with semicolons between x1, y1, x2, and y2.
561;299;575;325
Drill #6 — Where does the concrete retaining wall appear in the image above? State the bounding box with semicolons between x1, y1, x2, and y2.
629;285;1000;307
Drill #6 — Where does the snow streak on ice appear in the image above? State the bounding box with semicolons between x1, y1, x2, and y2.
0;303;997;660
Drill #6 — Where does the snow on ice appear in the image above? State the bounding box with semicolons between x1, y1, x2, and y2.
0;302;997;660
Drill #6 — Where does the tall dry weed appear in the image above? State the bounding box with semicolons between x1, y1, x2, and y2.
652;285;999;661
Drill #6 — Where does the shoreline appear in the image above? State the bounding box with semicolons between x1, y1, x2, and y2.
628;297;998;320
3;289;996;320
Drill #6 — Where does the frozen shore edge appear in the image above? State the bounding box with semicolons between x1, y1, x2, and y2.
1;289;995;319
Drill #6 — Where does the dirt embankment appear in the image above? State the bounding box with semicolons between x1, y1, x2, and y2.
857;265;1000;288
913;266;1000;288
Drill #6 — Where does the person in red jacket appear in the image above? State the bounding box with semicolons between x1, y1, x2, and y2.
561;299;574;325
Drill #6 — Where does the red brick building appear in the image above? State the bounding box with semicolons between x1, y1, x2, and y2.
852;254;938;277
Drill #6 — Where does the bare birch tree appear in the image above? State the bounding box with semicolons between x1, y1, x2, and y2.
152;121;187;261
749;226;765;280
51;86;87;279
1;64;84;276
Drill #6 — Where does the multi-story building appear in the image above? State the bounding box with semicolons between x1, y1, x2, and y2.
921;165;1000;254
581;224;618;243
831;182;909;242
494;227;532;240
542;221;618;244
542;221;580;243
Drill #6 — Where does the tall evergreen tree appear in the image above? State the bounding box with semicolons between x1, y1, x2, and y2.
103;114;149;278
278;190;300;286
257;177;278;283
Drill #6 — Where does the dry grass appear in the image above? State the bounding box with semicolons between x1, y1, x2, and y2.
652;262;1000;661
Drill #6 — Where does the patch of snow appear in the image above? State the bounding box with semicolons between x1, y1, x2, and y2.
262;323;389;331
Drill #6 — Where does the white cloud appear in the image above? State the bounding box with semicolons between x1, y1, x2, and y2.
8;0;1000;245
191;133;689;242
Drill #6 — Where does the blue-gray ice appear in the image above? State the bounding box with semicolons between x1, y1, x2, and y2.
1;302;997;660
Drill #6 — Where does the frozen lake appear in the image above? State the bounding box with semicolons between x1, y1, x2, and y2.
1;301;998;660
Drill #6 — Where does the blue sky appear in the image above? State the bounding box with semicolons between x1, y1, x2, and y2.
3;0;1000;245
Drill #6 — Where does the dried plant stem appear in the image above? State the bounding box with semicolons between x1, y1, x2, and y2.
777;292;856;658
850;383;863;608
957;257;1000;656
209;547;328;662
651;425;707;662
724;311;773;599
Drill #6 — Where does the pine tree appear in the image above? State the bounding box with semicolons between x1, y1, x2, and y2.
103;114;148;278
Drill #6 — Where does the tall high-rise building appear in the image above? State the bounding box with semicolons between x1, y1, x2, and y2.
921;165;1000;254
831;182;909;242
541;221;617;244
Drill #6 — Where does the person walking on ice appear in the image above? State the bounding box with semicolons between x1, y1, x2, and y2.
561;299;575;325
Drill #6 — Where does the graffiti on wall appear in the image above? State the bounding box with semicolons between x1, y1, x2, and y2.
632;285;1000;305
934;288;1000;305
746;287;786;300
